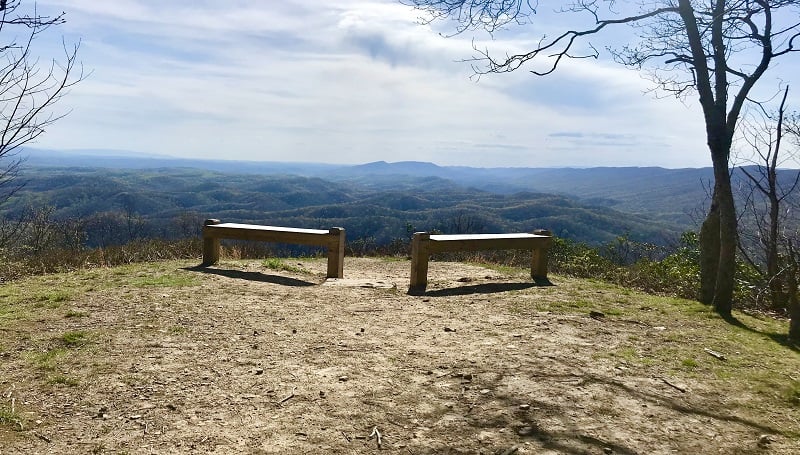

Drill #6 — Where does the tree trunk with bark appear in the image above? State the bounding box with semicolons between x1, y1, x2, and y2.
699;198;720;305
701;146;737;317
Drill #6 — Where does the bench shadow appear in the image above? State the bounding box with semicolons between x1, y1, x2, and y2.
415;279;553;297
184;266;317;287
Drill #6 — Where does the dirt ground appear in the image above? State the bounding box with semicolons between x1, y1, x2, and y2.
1;257;798;454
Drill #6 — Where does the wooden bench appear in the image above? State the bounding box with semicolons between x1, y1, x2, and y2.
409;229;553;293
201;219;346;278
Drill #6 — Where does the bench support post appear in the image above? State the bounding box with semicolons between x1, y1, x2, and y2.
409;232;431;294
202;219;221;266
531;229;552;280
326;227;346;279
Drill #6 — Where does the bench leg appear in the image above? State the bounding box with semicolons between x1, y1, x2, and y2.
201;219;222;266
531;229;552;281
531;248;548;279
202;236;220;266
409;232;431;294
326;227;345;278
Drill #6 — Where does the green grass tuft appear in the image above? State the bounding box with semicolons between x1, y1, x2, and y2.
60;330;89;347
48;374;80;387
681;358;699;370
262;258;305;273
784;380;800;406
0;403;23;430
29;348;67;371
65;309;88;318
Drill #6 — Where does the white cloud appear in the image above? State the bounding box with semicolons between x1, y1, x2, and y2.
27;0;798;168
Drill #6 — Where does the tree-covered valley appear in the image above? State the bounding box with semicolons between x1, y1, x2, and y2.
4;162;695;249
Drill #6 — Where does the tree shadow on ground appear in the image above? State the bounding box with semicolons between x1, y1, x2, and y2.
721;313;799;353
184;266;316;287
438;357;781;454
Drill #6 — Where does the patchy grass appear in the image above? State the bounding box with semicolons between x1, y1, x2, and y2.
168;325;187;335
0;403;23;431
784;380;800;406
1;259;799;453
681;358;699;370
60;330;89;347
47;374;80;387
28;348;68;371
262;257;306;274
34;290;72;305
65;309;88;318
128;272;199;288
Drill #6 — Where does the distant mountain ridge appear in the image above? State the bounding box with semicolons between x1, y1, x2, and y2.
21;148;800;231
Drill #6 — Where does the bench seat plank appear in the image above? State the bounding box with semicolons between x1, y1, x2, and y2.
430;233;542;241
211;223;330;235
205;223;333;246
428;233;551;253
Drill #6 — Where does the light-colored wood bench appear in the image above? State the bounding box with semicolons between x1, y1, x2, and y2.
409;229;553;293
201;219;346;278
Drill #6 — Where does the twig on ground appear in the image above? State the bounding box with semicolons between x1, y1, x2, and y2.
370;426;383;448
704;348;726;360
661;377;688;393
34;432;52;443
341;430;352;442
278;387;296;405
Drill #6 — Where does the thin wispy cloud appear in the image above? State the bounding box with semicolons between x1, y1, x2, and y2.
25;0;799;168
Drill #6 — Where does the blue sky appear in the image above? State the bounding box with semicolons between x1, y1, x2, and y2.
26;0;800;168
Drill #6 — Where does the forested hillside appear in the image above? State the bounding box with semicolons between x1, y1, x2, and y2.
4;166;684;248
26;149;800;230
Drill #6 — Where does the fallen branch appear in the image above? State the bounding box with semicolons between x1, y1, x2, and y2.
661;377;688;393
704;348;726;361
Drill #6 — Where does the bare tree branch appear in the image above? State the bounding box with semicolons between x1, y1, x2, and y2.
0;0;84;204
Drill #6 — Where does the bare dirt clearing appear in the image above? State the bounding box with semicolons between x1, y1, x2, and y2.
1;257;799;454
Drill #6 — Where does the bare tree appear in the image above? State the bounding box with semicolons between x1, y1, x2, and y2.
405;0;800;317
736;88;799;308
734;86;800;341
0;0;83;204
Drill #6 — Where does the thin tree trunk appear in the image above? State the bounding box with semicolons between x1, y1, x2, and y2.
768;185;783;309
786;243;800;343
